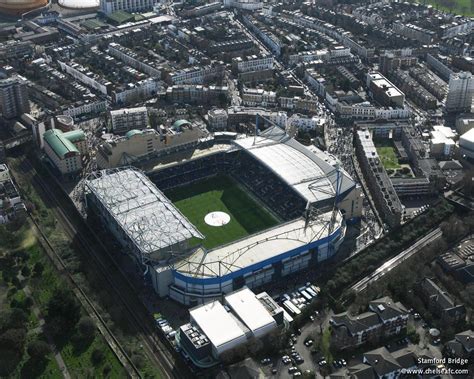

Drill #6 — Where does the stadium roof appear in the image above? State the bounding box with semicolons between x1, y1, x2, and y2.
225;288;276;334
190;301;246;351
173;210;343;281
85;168;203;259
233;127;355;205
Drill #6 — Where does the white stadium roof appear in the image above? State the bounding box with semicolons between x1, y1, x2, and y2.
190;301;246;351
85;168;203;258
174;210;343;279
234;127;355;205
225;287;276;335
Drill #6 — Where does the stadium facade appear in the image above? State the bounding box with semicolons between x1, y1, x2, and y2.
85;127;362;305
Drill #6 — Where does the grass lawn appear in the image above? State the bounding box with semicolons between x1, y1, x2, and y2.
165;175;279;249
60;336;127;379
374;141;401;170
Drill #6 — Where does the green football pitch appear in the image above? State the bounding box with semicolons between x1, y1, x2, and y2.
165;175;279;249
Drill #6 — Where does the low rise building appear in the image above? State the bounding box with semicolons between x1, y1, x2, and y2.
207;109;228;130
418;278;466;325
460;128;474;158
445;330;474;358
179;287;282;365
366;72;405;108
330;296;408;350
96;120;207;168
43;129;86;175
241;88;276;107
0;164;26;224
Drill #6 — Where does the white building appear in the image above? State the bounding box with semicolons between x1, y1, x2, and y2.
430;127;456;158
100;0;159;14
207;109;228;130
446;72;474;113
109;107;148;134
223;0;263;10
460;128;474;158
169;65;224;85
112;78;160;105
189;300;247;357
241;88;276;107
224;287;277;338
180;287;281;362
233;55;274;73
287;114;325;132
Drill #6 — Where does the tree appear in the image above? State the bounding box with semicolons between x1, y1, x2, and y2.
77;317;96;343
27;340;51;361
33;262;44;277
21;265;31;277
0;328;27;354
91;348;104;366
45;288;81;338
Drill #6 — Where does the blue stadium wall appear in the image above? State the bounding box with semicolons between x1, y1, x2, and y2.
166;224;345;306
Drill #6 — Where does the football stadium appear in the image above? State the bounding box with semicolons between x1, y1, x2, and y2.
84;126;361;305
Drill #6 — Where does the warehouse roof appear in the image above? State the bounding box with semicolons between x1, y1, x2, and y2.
225;287;276;334
234;127;355;205
190;301;246;350
85;168;203;259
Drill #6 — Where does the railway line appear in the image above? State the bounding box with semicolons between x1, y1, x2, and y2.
16;156;190;379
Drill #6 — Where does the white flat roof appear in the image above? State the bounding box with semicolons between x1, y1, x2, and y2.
190;301;245;349
233;127;355;204
225;288;276;333
460;128;474;144
85;168;203;257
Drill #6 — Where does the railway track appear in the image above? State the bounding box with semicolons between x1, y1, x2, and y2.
17;157;190;379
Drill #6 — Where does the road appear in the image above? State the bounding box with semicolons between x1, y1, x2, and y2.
351;227;442;292
17;157;189;379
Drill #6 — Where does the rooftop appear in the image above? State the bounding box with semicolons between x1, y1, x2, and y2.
174;211;343;281
233;127;355;205
85;168;203;259
190;301;246;349
225;287;276;334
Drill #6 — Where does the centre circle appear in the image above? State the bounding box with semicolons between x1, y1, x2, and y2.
204;211;230;227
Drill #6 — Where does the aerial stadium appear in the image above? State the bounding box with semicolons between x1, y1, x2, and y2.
84;126;361;306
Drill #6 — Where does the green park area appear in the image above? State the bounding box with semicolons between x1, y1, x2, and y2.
0;225;125;378
375;141;401;170
418;0;473;16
